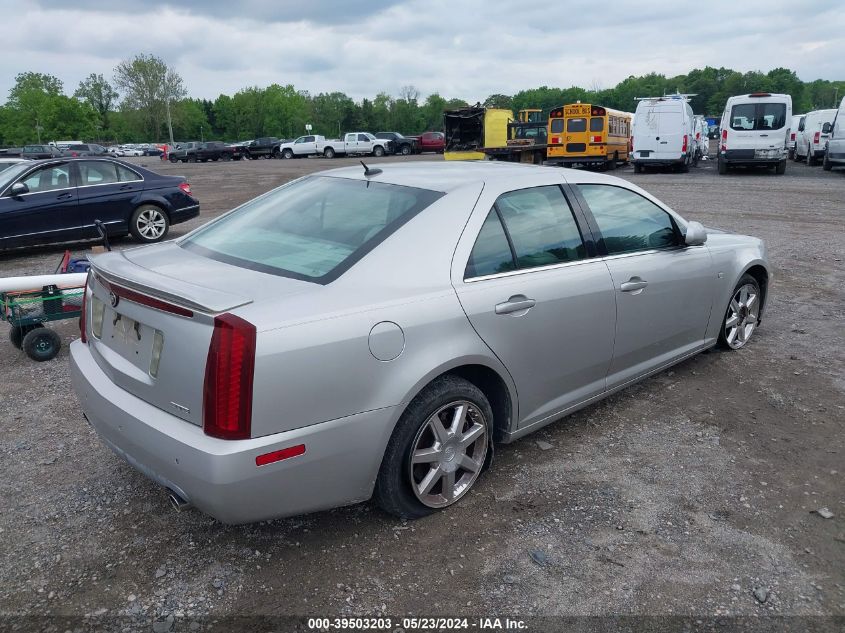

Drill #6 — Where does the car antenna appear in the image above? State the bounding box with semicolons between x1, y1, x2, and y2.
360;160;382;177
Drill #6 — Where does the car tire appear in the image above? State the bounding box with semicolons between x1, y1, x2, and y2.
400;144;411;156
373;146;385;157
188;155;196;163
282;149;294;159
788;148;794;160
718;158;728;174
822;151;833;171
679;158;690;173
718;274;761;351
22;327;61;362
323;147;335;159
775;160;786;175
807;145;816;166
374;375;492;519
169;156;177;163
222;153;231;161
129;205;170;243
10;323;42;349
634;163;643;174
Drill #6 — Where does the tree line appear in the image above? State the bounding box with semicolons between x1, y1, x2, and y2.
0;54;842;146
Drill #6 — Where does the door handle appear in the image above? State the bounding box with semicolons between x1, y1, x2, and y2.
119;184;133;190
57;192;73;200
620;278;648;293
495;295;536;315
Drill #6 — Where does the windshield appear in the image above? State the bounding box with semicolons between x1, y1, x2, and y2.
182;176;444;283
0;162;32;189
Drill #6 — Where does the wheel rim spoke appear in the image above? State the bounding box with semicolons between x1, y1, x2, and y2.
429;415;450;444
441;470;456;500
417;466;442;496
725;314;740;328
458;453;481;474
412;447;441;464
459;422;484;449
449;403;467;435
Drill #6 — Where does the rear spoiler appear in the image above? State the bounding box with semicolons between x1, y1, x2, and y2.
89;251;253;314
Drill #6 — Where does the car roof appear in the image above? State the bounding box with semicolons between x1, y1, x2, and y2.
319;160;621;193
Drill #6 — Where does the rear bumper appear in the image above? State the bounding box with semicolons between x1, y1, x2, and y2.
631;155;685;167
827;151;845;163
70;340;398;524
169;203;200;225
720;149;785;166
545;155;609;166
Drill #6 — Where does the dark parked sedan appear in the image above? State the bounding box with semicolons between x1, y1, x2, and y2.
0;158;199;249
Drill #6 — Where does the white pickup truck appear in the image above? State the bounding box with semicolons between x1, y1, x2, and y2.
317;133;391;158
278;135;325;159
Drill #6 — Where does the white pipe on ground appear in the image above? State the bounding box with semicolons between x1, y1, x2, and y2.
0;273;88;293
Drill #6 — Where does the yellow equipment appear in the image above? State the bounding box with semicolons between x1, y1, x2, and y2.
443;107;513;160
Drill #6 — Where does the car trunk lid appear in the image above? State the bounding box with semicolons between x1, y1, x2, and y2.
86;244;313;426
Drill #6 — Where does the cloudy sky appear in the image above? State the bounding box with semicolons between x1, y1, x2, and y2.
2;0;843;103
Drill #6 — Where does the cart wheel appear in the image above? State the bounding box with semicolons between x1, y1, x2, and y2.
9;323;42;350
22;327;61;362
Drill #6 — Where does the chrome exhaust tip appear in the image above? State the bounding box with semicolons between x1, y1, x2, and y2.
167;489;191;512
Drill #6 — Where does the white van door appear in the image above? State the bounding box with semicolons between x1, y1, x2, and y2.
656;104;684;161
727;101;789;154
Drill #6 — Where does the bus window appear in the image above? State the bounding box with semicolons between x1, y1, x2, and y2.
590;117;604;132
550;119;564;133
567;118;587;132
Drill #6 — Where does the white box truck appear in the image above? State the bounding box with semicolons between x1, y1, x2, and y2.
718;93;791;175
631;96;696;173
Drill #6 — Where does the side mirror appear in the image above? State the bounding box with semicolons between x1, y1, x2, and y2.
822;122;832;134
684;221;707;246
10;182;29;197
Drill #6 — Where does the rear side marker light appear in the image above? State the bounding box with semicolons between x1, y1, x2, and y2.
256;444;306;467
179;182;192;195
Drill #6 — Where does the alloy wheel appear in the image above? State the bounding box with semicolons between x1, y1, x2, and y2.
409;400;488;508
724;283;759;349
136;208;167;240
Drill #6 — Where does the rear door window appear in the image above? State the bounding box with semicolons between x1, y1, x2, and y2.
590;117;604;132
731;103;786;131
78;161;118;186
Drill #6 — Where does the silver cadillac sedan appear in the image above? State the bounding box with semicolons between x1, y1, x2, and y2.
70;162;770;523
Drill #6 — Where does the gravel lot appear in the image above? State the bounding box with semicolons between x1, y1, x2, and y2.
1;153;843;631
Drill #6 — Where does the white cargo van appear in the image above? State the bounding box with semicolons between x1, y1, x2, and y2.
787;114;804;159
794;109;836;165
631;96;695;173
718;93;791;175
823;96;845;171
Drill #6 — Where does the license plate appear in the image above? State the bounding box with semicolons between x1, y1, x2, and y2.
111;313;142;346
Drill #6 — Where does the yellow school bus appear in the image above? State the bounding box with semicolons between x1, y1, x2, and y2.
546;103;632;169
444;107;513;160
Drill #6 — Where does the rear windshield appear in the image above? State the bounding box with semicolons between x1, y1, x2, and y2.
183;176;444;284
730;103;787;131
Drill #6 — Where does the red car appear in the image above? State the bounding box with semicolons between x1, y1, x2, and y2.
418;131;445;153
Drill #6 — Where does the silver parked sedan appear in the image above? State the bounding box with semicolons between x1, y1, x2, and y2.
70;162;770;523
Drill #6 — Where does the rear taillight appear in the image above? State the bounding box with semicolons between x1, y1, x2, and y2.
721;128;727;151
179;182;192;196
592;135;602;143
551;137;560;144
79;276;89;343
790;132;796;141
203;313;256;440
682;134;688;152
813;132;820;144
